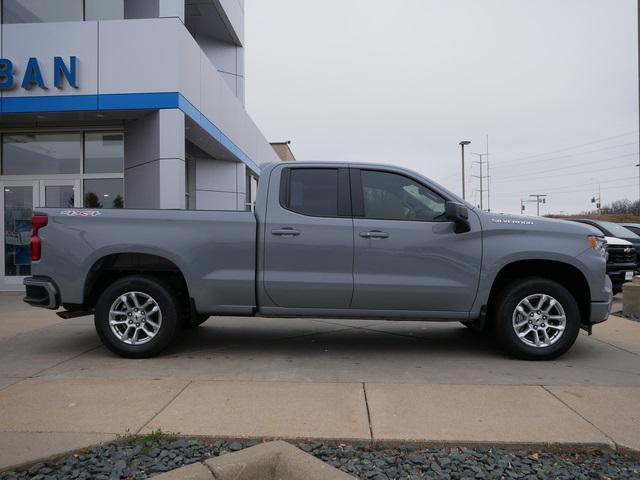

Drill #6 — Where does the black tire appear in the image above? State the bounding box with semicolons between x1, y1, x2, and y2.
94;275;180;358
460;321;474;329
183;313;209;329
492;277;580;360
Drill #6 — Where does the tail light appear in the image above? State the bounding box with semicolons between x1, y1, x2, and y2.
31;215;48;261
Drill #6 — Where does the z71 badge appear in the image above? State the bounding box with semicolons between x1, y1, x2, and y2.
60;210;101;217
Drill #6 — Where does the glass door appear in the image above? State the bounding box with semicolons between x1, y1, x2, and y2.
0;180;80;290
40;180;80;209
0;181;38;290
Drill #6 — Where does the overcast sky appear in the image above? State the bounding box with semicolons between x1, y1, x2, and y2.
245;0;638;215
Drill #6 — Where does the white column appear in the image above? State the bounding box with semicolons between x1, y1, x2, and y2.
124;109;185;210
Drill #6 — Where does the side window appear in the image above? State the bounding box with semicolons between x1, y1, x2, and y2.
360;170;446;221
282;168;339;217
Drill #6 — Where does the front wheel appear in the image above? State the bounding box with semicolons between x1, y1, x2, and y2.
492;277;580;360
95;275;180;358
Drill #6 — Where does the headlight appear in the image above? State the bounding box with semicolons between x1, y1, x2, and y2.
588;235;607;258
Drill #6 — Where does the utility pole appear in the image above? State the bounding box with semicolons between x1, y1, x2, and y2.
637;162;640;215
458;141;471;200
529;194;547;216
591;183;602;214
486;135;491;212
471;152;487;210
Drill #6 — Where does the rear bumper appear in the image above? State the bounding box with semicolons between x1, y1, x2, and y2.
23;277;60;309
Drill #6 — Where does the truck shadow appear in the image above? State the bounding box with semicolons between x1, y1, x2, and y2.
169;318;595;362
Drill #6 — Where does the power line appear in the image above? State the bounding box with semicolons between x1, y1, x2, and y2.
490;152;639;183
492;181;640;198
490;131;639;167
490;142;639;171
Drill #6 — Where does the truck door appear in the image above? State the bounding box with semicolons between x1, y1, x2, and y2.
350;168;481;312
263;166;354;308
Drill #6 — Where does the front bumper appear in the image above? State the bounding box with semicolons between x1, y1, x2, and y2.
606;263;636;286
23;277;60;309
588;276;612;325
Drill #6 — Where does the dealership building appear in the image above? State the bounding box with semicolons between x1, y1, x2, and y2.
0;0;285;290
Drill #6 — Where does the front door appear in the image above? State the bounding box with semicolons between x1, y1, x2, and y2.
0;179;79;290
263;166;354;309
350;168;482;313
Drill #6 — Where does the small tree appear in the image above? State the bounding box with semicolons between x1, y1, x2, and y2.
84;192;102;209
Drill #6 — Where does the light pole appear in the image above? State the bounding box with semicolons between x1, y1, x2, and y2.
459;141;471;200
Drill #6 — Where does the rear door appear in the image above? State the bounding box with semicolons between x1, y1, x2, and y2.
263;166;354;308
350;168;481;312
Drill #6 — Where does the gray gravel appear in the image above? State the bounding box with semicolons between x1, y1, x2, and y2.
1;438;639;480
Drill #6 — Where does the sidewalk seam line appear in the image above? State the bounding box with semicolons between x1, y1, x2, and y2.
29;345;102;378
587;335;640;358
135;380;193;435
541;385;618;450
362;383;374;443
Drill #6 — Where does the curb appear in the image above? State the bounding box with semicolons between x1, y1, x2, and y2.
153;441;354;480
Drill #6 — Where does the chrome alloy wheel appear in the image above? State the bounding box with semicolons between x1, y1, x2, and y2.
512;293;566;348
108;291;162;345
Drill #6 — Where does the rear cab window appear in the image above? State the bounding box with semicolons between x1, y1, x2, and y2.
279;168;350;217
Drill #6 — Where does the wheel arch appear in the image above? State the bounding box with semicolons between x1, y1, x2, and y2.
486;259;591;324
81;252;190;311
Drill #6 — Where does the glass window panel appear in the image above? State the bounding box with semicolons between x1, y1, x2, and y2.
4;186;32;276
45;185;75;208
185;157;196;210
84;131;124;174
83;179;123;209
361;170;446;221
84;0;124;21
287;169;338;217
2;133;81;175
3;0;82;23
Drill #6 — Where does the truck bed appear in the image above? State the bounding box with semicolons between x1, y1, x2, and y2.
31;208;257;315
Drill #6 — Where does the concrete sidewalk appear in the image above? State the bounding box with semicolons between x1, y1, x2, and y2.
0;292;639;470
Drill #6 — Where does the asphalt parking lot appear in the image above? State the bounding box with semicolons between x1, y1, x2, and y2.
1;292;639;471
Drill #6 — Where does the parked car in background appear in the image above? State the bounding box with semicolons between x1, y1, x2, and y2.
621;223;640;237
601;237;636;294
570;219;638;294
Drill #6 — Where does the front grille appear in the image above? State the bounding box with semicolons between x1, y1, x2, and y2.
607;245;637;264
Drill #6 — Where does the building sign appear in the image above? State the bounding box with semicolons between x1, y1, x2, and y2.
0;56;77;90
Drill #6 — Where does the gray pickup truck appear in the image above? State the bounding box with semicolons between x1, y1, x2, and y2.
23;162;612;360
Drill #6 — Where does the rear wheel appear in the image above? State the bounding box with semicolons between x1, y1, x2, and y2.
492;277;580;360
95;275;179;358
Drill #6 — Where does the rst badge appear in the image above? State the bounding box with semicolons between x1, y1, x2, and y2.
60;210;101;217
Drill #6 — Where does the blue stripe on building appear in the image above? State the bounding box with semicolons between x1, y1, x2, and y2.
0;92;261;174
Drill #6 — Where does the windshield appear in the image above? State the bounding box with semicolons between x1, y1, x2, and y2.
596;221;640;239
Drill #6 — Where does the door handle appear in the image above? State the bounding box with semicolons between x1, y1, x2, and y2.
271;228;300;237
359;231;389;239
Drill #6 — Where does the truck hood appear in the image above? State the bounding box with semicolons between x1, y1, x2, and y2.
479;212;602;236
604;236;633;246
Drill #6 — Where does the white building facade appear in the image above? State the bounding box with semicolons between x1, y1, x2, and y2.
0;0;280;290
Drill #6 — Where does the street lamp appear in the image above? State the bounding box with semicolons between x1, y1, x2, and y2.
458;141;471;200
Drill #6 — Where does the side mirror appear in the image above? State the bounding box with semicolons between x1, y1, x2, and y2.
445;201;471;234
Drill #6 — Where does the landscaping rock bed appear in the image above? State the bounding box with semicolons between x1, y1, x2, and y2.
1;437;639;480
